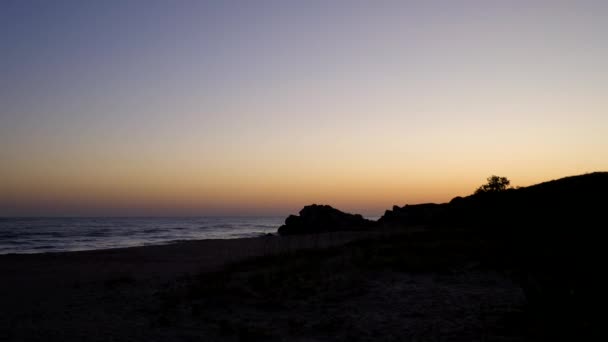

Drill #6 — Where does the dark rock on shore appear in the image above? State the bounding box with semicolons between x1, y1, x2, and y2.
378;203;449;227
278;204;375;235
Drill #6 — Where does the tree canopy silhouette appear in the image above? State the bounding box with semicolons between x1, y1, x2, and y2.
475;175;511;194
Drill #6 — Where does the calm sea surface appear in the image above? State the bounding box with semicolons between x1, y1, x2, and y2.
0;217;284;254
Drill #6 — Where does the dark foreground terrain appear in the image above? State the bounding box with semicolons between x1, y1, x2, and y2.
155;229;530;341
1;229;528;341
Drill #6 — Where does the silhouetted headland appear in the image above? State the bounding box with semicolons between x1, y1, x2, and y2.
279;171;608;233
380;171;608;231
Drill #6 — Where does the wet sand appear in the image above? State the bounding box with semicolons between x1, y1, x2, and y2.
0;231;374;284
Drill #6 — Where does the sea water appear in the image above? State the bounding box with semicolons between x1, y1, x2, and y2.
0;217;283;254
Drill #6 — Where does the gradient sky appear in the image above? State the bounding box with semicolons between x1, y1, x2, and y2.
1;0;607;216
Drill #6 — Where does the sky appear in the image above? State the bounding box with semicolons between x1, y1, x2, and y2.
1;0;607;217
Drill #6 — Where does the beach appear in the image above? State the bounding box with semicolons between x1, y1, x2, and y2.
0;229;527;341
0;231;373;282
0;231;377;341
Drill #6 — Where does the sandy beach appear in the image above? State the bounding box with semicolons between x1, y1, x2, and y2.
0;231;381;340
0;231;375;283
0;229;528;341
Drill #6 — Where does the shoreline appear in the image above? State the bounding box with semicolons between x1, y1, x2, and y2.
0;230;379;300
0;231;276;257
0;229;375;255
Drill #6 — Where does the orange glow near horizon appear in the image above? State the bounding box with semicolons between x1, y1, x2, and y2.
3;144;605;216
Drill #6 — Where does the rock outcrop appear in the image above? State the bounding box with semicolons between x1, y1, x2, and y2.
377;203;448;227
278;204;375;235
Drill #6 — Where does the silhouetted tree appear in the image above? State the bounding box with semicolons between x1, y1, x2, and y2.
475;175;511;194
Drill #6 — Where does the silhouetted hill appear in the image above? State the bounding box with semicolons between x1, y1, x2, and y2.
379;171;608;230
280;172;608;235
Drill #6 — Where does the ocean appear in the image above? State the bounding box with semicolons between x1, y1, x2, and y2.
0;217;284;254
